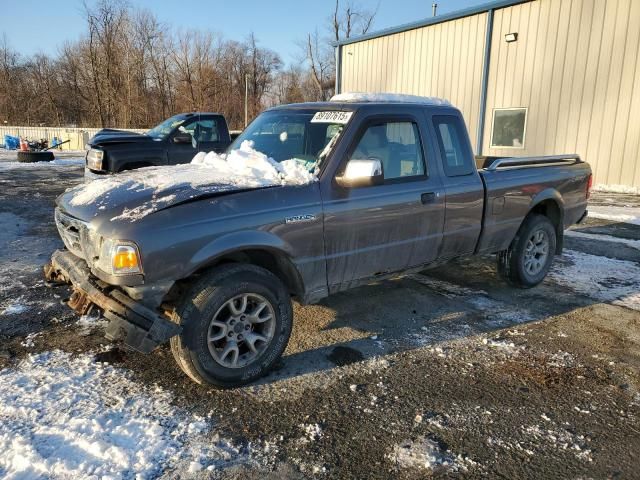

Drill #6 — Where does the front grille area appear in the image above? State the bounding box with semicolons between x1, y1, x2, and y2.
55;209;89;259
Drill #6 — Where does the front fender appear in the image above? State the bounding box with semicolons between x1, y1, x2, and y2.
186;230;295;276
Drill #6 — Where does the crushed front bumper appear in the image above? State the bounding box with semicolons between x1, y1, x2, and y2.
44;249;181;353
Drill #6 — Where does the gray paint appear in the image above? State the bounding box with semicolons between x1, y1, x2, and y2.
55;101;591;310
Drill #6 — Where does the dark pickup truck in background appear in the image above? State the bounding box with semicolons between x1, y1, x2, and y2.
85;112;231;174
46;94;591;387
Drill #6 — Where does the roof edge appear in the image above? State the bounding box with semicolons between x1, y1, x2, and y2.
335;0;532;47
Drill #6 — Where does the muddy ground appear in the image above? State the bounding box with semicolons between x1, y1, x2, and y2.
0;160;639;479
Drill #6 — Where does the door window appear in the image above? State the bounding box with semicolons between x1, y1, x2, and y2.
180;119;220;142
433;116;474;176
350;121;425;180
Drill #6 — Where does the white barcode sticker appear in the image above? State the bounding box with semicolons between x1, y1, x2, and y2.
310;111;353;124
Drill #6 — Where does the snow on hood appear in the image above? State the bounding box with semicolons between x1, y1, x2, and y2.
331;92;451;106
65;141;316;222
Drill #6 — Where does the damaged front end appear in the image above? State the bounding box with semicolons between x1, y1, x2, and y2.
45;249;180;353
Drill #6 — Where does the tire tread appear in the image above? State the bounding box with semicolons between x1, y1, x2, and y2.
169;263;292;387
497;214;556;288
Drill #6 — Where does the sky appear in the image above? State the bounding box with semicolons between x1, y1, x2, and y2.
1;0;487;64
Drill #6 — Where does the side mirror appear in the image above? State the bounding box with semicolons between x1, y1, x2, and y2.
172;132;192;144
335;158;384;188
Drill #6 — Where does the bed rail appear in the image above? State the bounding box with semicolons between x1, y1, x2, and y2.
485;154;582;171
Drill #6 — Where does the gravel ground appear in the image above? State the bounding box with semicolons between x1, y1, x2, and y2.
0;155;639;479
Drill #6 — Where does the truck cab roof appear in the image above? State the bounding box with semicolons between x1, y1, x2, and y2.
268;96;457;114
176;112;225;118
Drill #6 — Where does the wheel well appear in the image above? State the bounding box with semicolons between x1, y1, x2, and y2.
529;199;563;253
163;249;305;306
530;199;561;227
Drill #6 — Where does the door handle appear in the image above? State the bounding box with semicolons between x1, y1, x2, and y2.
421;192;437;204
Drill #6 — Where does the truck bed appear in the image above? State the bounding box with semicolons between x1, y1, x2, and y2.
475;154;591;254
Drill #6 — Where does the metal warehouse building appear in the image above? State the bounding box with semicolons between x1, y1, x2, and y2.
335;0;640;189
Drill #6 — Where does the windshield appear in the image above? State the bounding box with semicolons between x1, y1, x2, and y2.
229;110;351;165
146;115;186;139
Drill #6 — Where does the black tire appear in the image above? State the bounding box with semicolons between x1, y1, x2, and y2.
170;264;293;387
497;214;557;288
17;151;55;163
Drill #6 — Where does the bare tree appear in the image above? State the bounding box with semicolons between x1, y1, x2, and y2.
0;2;284;129
332;0;377;41
0;35;21;124
303;0;377;101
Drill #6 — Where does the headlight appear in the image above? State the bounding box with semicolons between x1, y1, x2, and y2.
86;149;104;171
95;239;143;275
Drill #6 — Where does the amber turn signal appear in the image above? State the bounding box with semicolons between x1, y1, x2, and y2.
112;245;140;274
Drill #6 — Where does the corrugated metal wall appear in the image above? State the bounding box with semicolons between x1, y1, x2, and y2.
340;13;488;150
0;126;145;150
484;0;640;188
339;0;640;188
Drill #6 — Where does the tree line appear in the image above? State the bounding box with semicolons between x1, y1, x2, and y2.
0;0;376;130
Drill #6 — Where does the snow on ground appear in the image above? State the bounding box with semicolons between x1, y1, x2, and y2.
76;313;108;336
1;302;28;315
0;148;85;161
593;184;640;195
299;423;323;444
409;274;533;325
0;157;84;170
0;351;248;479
0;148;85;169
550;250;640;310
520;424;592;462
565;229;640;250
388;437;474;472
331;92;451;106
588;205;640;226
482;338;520;352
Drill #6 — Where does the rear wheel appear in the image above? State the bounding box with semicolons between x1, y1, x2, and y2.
497;214;556;288
170;264;293;387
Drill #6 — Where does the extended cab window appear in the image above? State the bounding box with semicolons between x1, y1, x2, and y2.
433;116;474;176
351;122;425;180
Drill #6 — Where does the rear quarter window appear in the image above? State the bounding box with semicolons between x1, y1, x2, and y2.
433;115;474;177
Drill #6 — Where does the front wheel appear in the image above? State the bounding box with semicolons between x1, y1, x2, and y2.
170;264;293;387
497;214;557;288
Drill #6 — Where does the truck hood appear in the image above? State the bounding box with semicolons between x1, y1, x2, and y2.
88;128;153;147
58;169;271;225
58;142;317;226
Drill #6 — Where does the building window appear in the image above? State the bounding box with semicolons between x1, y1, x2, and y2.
490;108;527;148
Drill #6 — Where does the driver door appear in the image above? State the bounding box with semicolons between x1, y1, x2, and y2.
321;116;445;291
167;121;198;165
167;118;210;164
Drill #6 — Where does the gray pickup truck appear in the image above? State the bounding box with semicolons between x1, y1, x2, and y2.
45;94;591;387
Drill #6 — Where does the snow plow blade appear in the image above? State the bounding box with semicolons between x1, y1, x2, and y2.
44;249;181;353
